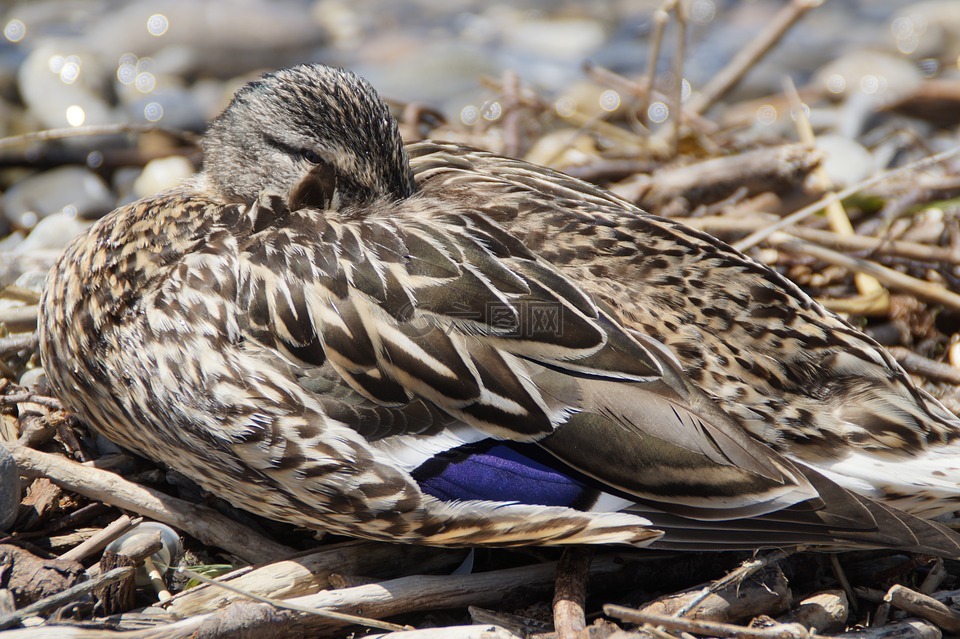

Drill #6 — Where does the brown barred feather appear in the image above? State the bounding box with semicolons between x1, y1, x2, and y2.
38;64;960;554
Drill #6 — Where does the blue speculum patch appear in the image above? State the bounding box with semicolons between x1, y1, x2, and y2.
412;442;596;508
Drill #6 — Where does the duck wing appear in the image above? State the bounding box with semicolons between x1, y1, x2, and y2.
234;191;960;555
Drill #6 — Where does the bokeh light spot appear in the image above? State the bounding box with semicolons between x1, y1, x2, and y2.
4;19;25;43
756;104;777;125
144;102;164;122
135;72;156;93
555;97;576;118
66;105;86;127
147;14;169;36
599;89;620;112
647;102;669;124
460;105;480;126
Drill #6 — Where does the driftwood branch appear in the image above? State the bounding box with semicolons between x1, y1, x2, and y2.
2;554;637;639
552;547;591;639
168;541;468;616
0;565;134;630
9;445;293;563
884;584;960;634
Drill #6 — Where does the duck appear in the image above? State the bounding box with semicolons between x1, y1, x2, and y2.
38;63;960;556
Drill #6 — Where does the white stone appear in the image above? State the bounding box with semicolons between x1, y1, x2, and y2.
814;135;875;189
13;213;92;254
17;41;116;131
3;166;113;229
133;156;195;198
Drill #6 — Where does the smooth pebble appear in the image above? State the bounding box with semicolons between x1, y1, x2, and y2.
133;156;195;199
13;212;92;253
3;166;113;229
814;135;874;188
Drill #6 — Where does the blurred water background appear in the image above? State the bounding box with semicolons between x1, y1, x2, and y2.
0;0;957;261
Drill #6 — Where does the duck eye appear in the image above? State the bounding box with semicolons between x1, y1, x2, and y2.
302;149;323;164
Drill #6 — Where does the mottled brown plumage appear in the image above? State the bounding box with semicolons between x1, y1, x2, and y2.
407;142;960;519
38;64;960;556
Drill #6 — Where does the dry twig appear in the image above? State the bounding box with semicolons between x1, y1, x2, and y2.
553;547;591;639
687;0;824;115
604;604;811;639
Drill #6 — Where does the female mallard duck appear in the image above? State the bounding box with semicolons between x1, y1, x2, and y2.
39;64;960;555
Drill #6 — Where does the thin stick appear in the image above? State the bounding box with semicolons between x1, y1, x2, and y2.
673;548;793;618
362;626;522;639
830;554;858;616
0;123;200;150
178;566;410;632
688;0;824;115
0;333;39;358
0;306;38;333
888;347;960;385
501;70;522;159
1;392;63;410
683;215;960;265
638;2;674;128
670;0;686;158
772;233;960;309
733;145;960;251
604;604;813;639
144;556;172;602
60;514;141;563
783;75;887;312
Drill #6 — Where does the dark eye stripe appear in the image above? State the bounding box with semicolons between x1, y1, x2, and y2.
263;133;322;165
